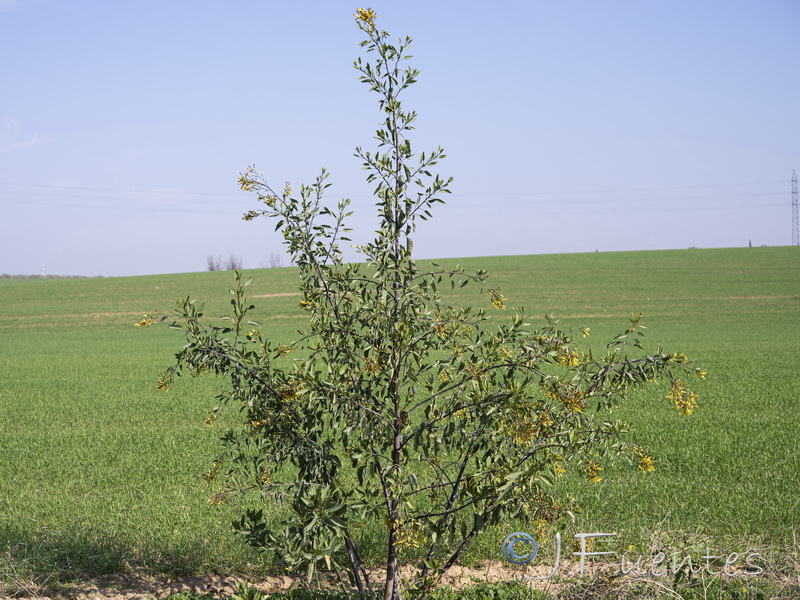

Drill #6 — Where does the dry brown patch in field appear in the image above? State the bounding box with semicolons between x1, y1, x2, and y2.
250;292;301;298
0;312;145;329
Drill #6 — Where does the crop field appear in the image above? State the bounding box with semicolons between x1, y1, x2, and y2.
1;246;798;591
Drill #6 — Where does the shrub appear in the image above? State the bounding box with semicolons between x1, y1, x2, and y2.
149;9;702;600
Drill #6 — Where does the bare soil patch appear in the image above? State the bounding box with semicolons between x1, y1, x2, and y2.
250;293;300;298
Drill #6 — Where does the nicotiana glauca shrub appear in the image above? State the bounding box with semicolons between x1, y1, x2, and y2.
143;8;704;600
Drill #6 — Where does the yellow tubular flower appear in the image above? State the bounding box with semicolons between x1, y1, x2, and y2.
208;487;228;506
238;175;256;191
638;454;656;472
499;415;537;446
433;316;451;340
666;380;699;416
557;349;580;367
395;519;425;550
585;460;603;483
487;288;507;310
363;357;381;374
354;7;377;29
633;445;656;472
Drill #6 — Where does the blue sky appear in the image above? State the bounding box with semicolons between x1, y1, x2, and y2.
1;0;798;276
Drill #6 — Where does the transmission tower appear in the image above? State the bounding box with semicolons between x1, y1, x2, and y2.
793;170;799;246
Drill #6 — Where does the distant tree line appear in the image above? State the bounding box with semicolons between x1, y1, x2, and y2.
206;253;284;271
206;254;244;271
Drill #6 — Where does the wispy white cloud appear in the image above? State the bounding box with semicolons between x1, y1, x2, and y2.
0;115;54;152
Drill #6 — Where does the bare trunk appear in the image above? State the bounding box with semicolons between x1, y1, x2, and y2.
345;537;372;600
383;518;400;600
384;410;403;600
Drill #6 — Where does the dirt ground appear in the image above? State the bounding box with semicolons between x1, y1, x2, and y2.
2;560;589;600
4;558;797;600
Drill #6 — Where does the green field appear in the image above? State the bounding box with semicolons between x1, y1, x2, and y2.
1;246;798;588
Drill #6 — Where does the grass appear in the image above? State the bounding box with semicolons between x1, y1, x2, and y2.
0;246;798;597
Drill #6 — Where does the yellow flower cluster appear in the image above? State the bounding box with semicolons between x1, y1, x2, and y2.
250;418;268;431
433;316;451;340
299;298;313;310
201;462;219;482
557;349;580;367
531;518;549;542
573;535;594;553
354;7;377;29
363;356;381;374
208;487;229;506
585;460;603;483
155;376;172;391
499;409;552;446
633;445;656;472
135;314;156;327
499;415;535;446
487;288;507;310
547;382;586;413
667;352;689;364
238;174;256;192
666;379;699;416
258;193;278;207
278;382;303;402
395;519;425;550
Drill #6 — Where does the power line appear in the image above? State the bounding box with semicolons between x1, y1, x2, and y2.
0;178;787;200
0;188;786;207
0;179;789;219
792;169;799;246
0;181;243;197
0;195;787;218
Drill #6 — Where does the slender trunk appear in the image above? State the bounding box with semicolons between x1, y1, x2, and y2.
384;409;403;599
383;512;399;600
345;537;372;600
